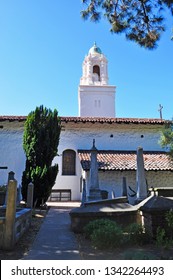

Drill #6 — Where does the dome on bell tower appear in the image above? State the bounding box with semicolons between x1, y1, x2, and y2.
88;42;102;55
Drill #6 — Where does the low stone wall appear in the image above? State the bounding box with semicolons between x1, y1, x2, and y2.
0;178;34;250
70;209;140;233
70;198;141;233
140;196;173;238
15;208;32;243
141;211;168;238
0;208;32;249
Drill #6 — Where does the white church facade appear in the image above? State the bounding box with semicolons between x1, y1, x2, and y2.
0;43;173;202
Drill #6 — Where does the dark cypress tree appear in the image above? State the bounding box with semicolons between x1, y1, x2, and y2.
22;105;61;206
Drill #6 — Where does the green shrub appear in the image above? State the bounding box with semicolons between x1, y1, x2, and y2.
156;227;166;247
124;223;149;245
155;226;173;249
84;220;153;250
84;219;117;239
154;210;173;249
165;209;173;239
91;224;123;249
122;250;158;260
84;219;123;249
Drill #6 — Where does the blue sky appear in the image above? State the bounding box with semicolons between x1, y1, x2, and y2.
0;0;173;120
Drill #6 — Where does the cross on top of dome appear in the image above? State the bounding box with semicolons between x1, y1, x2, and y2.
88;42;102;55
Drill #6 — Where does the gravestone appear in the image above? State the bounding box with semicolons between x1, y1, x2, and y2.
141;195;173;237
136;147;148;203
26;182;34;208
88;139;102;201
122;177;127;196
16;184;22;206
81;179;87;206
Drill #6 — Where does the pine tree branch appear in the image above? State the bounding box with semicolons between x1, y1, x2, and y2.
81;0;172;49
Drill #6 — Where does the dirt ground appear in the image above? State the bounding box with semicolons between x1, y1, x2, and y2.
76;233;173;260
1;209;173;260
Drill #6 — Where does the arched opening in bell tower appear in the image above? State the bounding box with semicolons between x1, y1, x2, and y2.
93;65;100;81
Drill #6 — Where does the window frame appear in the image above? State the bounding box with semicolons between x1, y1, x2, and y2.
62;149;76;176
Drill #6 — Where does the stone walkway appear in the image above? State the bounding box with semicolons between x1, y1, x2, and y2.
24;203;81;260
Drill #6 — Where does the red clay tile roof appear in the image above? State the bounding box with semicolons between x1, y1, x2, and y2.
0;116;26;122
61;116;168;125
78;150;173;171
0;115;170;125
0;116;171;125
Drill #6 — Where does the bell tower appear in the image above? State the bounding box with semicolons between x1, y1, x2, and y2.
78;43;116;117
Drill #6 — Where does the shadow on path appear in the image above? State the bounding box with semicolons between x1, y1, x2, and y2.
24;207;81;260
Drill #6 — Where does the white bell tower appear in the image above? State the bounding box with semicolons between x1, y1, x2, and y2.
78;43;116;117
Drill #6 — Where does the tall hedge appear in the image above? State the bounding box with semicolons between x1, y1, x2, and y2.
21;105;61;206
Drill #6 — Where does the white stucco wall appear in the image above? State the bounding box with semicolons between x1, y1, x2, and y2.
0;124;25;186
52;150;82;201
78;85;116;117
85;170;173;204
53;121;167;200
58;122;164;151
0;119;170;202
